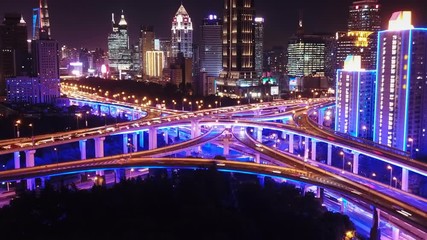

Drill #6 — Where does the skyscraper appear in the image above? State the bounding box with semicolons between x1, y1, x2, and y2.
254;17;264;77
0;14;29;96
140;25;155;77
348;0;380;32
337;0;381;70
222;0;256;79
335;56;376;139
171;4;193;58
39;0;51;39
108;11;132;79
287;35;326;77
200;14;222;78
374;11;427;159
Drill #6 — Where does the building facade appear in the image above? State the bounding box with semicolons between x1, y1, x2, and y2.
108;11;132;78
222;0;256;79
6;76;59;104
287;35;326;77
200;14;222;78
374;11;427;159
145;51;164;78
171;4;193;58
140;25;155;77
0;14;29;96
254;17;264;78
336;56;376;139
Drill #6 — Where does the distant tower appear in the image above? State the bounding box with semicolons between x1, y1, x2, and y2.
254;17;264;77
171;4;193;58
222;0;256;78
140;25;155;77
108;11;132;79
200;14;222;78
39;0;51;39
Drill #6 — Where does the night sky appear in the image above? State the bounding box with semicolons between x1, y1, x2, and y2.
2;0;427;50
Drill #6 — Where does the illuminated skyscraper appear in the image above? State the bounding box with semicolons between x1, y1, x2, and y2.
108;11;132;79
254;17;264;77
171;4;193;58
222;0;256;79
145;51;164;78
200;14;222;78
337;0;381;70
374;11;427;159
39;0;51;39
287;36;326;77
140;25;155;77
335;56;376;139
0;14;29;96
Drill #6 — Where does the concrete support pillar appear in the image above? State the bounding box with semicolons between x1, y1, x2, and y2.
353;152;360;174
191;120;200;138
256;127;263;142
289;133;294;154
114;169;125;183
79;140;87;160
371;207;381;240
40;177;47;189
132;133;138;152
122;134;129;154
311;139;317;161
223;138;230;156
401;168;409;192
340;198;348;213
303;137;309;160
163;130;169;145
14;152;20;169
255;153;261;164
139;131;144;148
148;127;157;150
327;144;332;165
318;109;325;126
392;226;400;240
25;150;36;168
316;187;324;203
258;176;265;187
94;137;105;175
25;150;36;191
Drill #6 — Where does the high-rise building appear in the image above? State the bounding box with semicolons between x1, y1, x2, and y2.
254;17;264;77
348;0;380;32
264;46;286;74
335;56;376;139
0;14;29;96
337;0;381;70
171;4;193;58
287;35;326;77
32;8;40;40
108;11;132;79
222;0;256;79
200;14;222;78
374;11;427;159
145;51;164;78
39;0;51;39
139;25;155;77
32;39;59;79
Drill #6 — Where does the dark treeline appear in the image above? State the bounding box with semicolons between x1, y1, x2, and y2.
0;168;355;240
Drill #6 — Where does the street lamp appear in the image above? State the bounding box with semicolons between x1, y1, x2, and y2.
85;111;89;127
340;151;345;173
371;173;376;178
347;161;352;173
408;138;414;158
54;147;59;165
29;123;34;145
102;113;107;126
387;165;393;187
15;120;21;138
182;98;187;111
75;113;82;129
393;176;398;188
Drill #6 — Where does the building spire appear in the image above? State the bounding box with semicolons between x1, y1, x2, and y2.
297;9;304;36
39;0;51;39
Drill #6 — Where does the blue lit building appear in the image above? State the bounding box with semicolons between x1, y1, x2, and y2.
336;56;376;139
374;11;427;159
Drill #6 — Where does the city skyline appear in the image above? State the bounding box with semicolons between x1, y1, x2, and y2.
2;0;427;49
